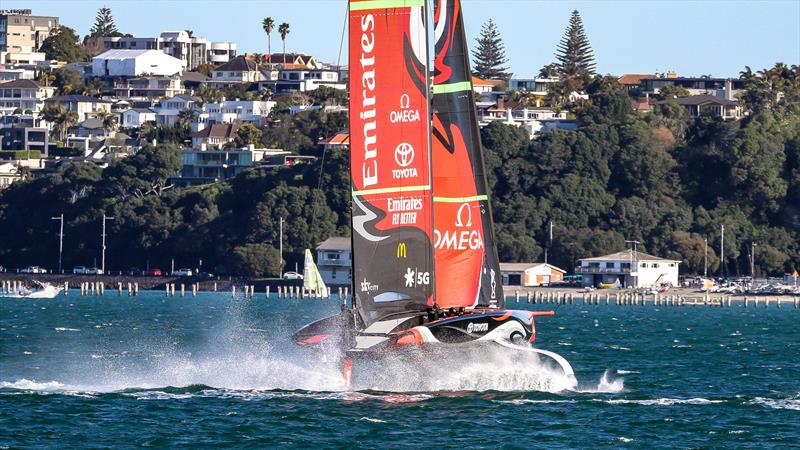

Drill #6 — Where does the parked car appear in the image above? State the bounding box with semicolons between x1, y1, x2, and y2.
126;267;143;276
85;267;103;275
282;271;304;280
20;266;47;274
172;268;193;277
144;269;163;277
73;266;88;275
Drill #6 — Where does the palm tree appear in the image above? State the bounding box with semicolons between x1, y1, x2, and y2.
278;22;290;56
262;17;275;62
177;108;198;127
94;110;117;131
250;52;264;64
40;103;77;141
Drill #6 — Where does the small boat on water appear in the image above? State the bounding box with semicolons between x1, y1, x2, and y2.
293;0;575;388
5;280;63;299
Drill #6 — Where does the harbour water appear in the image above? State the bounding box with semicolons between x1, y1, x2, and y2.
1;291;798;448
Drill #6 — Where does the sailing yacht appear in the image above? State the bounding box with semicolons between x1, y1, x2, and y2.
293;0;574;386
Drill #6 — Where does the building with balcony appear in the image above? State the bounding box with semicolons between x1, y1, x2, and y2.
102;31;236;70
0;10;59;54
114;76;185;100
640;76;746;99
265;68;345;93
45;95;112;122
209;56;262;88
657;95;743;120
500;263;566;287
315;237;352;286
174;145;283;186
509;77;559;96
121;108;156;127
196;99;275;128
0;125;48;156
0;79;54;114
576;250;680;288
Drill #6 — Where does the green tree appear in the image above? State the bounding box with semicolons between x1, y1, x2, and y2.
39;103;79;141
89;7;120;37
278;22;290;56
471;19;510;80
554;10;596;80
228;243;281;277
262;17;275;60
39;27;83;63
656;83;691;100
234;123;263;147
53;67;84;94
665;231;719;275
194;64;215;77
177;108;197;127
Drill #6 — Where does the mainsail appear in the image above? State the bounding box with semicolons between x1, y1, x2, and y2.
431;0;504;309
303;249;328;295
349;0;435;327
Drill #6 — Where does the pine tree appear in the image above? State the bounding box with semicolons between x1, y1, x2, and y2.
555;10;596;79
89;7;119;37
471;19;510;80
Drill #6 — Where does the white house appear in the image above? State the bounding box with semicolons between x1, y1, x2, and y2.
577;250;680;288
45;95;113;122
0;79;54;114
121;108;156;127
102;31;236;70
316;237;352;286
0;162;23;189
500;263;566;287
155;95;199;126
196;99;275;129
209;56;262;88
92;49;186;77
267;68;346;93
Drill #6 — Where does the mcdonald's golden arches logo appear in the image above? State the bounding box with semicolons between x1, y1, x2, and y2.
397;242;407;258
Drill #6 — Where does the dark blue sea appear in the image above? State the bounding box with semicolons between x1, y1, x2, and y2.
1;291;798;449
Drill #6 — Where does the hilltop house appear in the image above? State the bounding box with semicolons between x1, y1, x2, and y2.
208;56;262;88
0;79;54;115
657;95;742;120
315;237;352;286
267;53;321;69
121;108;156;127
576;250;680;288
101;31;236;70
191;122;239;148
45;95;113;122
92;49;186;77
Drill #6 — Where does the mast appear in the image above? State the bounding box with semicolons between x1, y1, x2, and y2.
430;0;504;309
348;0;436;327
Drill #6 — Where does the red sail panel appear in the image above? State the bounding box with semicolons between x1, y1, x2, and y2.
431;0;503;310
349;0;435;327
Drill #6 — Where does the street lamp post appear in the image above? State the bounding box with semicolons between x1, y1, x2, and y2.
51;214;64;273
101;214;115;274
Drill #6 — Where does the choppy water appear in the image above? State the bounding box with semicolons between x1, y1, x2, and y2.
1;292;798;448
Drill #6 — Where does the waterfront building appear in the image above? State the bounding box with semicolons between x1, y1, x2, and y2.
315;237;352;287
102;31;236;70
92;49;186;78
576;250;681;288
45;95;112;122
500;263;566;287
0;10;58;55
0;79;54;114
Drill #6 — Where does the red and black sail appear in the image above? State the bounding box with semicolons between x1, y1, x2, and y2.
431;0;504;309
349;0;436;327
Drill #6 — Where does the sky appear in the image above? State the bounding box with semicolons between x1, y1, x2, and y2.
12;0;800;78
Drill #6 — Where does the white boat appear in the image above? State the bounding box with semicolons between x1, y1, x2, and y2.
5;281;63;299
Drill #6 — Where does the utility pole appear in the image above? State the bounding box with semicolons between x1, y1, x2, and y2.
51;214;64;274
101;214;114;274
703;238;708;279
720;224;725;279
750;242;757;281
544;221;553;264
279;216;284;274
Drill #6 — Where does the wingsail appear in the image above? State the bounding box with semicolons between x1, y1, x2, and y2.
431;0;504;309
349;0;436;327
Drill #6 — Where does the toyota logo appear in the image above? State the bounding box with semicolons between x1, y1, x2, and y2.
394;142;415;167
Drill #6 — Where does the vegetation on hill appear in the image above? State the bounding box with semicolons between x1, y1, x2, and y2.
1;65;797;278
